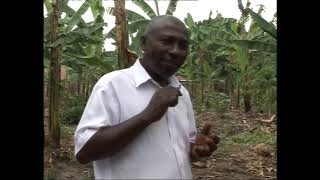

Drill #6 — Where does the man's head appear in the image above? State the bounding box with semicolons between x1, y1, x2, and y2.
140;15;189;82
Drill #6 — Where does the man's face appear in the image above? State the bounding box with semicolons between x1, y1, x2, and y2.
142;24;189;79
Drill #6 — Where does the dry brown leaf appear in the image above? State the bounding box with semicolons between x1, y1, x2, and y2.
259;169;264;176
260;127;271;133
266;167;274;173
251;143;267;151
192;160;209;168
261;114;276;123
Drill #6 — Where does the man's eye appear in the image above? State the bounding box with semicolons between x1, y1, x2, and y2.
178;42;188;50
180;43;188;49
160;39;171;45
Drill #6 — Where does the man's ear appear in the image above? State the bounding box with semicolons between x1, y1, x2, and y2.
140;36;146;51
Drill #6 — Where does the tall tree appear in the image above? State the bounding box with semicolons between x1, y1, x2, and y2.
48;0;61;147
114;0;129;69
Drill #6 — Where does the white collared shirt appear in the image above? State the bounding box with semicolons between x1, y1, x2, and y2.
74;60;198;179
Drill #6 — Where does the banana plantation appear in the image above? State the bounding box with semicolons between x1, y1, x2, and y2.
44;0;277;179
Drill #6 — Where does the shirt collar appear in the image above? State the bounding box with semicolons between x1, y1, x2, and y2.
131;59;181;88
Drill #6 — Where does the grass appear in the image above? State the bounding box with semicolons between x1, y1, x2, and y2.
44;169;56;180
80;171;95;180
231;130;276;145
217;129;276;153
60;123;74;139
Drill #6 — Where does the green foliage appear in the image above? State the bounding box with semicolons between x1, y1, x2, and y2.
248;9;277;39
44;0;116;92
132;0;157;18
60;95;86;124
218;129;276;153
237;0;277;39
58;0;87;26
247;51;276;113
232;40;276;53
165;0;179;15
234;44;249;73
44;0;52;13
44;169;56;180
183;7;276;112
65;0;92;32
80;171;95;180
231;130;276;145
59;123;73;139
207;92;231;113
44;0;276;116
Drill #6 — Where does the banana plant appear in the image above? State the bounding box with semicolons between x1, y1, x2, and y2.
247;51;276;114
183;13;226;109
237;0;277;39
44;0;119;106
47;0;61;148
184;6;276;112
44;0;116;71
64;0;92;32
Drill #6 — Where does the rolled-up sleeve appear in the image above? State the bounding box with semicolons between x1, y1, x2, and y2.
74;83;120;155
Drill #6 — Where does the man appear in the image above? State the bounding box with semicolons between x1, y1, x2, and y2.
74;15;220;179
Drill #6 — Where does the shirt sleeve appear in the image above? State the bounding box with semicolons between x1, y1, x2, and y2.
74;83;120;155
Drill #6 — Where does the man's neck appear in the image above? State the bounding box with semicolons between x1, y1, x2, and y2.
140;59;169;87
148;70;169;87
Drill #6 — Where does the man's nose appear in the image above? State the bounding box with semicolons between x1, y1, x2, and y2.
168;43;180;57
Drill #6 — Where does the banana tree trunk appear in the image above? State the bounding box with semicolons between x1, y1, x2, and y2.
85;79;91;101
267;89;272;116
48;0;61;148
191;81;195;99
200;57;204;111
77;72;82;96
244;93;251;112
114;0;129;69
81;74;86;95
243;74;252;113
225;72;234;97
225;74;229;95
230;73;234;97
236;81;240;109
63;67;68;96
229;74;235;108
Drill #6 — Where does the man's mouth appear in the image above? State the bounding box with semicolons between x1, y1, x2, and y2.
162;61;180;70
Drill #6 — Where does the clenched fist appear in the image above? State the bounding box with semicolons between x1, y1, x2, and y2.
143;86;182;123
191;123;220;161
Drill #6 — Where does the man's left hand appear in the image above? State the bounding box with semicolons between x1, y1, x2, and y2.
191;123;220;160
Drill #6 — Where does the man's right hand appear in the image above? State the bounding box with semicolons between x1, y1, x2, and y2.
143;86;182;122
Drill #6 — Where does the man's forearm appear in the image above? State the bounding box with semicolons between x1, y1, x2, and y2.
76;111;153;164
